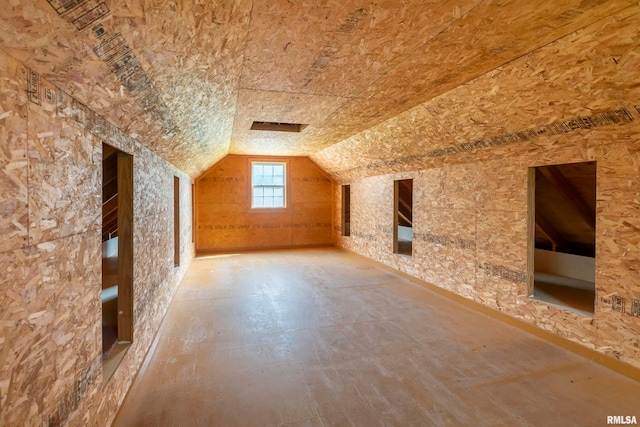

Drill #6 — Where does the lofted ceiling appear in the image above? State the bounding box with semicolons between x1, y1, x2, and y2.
0;0;638;178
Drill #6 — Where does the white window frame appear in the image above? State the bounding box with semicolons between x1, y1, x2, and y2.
251;161;287;209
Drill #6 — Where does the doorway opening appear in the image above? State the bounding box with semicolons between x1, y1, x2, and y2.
528;161;596;316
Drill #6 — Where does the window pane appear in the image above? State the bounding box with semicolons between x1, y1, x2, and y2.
252;162;285;208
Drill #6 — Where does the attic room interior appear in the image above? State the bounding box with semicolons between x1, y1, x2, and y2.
1;0;640;425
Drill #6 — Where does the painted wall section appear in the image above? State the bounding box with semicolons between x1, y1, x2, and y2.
318;6;640;371
196;155;333;251
0;49;194;426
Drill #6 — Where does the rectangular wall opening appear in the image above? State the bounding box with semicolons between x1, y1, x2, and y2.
342;185;351;237
174;176;180;267
191;183;195;243
102;143;134;383
527;161;596;316
394;179;413;256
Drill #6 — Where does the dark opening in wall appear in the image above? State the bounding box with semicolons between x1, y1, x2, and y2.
101;143;133;383
342;185;351;237
174;176;180;267
528;161;596;316
191;183;195;243
394;179;413;256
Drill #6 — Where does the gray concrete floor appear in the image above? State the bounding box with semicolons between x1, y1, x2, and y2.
113;248;640;426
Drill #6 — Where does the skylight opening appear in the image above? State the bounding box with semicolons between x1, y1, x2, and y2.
250;121;307;132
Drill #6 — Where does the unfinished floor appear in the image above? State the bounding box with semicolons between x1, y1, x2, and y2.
113;248;640;426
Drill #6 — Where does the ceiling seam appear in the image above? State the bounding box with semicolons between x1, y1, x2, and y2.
237;86;359;100
226;0;257;159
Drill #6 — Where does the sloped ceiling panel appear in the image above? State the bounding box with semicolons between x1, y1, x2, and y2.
0;0;252;177
1;0;638;178
312;4;640;180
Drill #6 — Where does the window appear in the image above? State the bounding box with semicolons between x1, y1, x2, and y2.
252;162;286;208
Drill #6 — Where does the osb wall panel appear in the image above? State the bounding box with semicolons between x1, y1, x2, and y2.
0;48;194;426
196;155;333;252
413;165;478;297
0;52;28;253
327;6;640;370
336;130;640;368
590;141;640;362
349;176;393;261
0;233;102;426
338;174;421;277
27;80;102;246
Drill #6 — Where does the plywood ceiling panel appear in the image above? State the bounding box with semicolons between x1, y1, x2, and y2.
311;4;640;180
0;0;637;177
239;0;479;97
